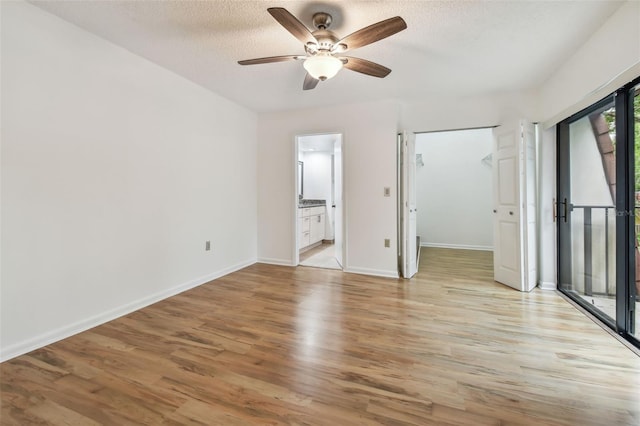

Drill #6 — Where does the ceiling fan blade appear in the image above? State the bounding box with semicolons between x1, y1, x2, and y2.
303;73;319;90
334;17;407;52
342;57;391;78
268;7;318;46
238;55;303;65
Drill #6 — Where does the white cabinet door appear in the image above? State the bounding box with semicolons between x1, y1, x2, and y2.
299;216;311;248
310;214;325;244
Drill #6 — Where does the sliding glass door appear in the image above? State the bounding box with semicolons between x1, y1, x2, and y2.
558;77;639;348
558;97;617;326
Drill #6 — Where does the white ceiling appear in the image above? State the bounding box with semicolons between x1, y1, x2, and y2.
30;0;624;113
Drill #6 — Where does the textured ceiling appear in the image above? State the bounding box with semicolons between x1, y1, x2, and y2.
30;0;625;113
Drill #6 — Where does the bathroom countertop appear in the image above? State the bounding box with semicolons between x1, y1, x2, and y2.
298;199;326;208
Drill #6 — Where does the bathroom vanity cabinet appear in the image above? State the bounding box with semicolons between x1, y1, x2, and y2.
298;206;325;250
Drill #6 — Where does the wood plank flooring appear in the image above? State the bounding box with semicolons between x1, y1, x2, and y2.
2;248;640;425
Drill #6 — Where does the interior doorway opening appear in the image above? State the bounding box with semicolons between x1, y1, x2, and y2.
295;133;344;270
402;123;537;291
415;128;494;254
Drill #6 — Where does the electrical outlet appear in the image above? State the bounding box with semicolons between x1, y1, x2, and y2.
205;241;211;251
384;187;391;197
384;238;390;248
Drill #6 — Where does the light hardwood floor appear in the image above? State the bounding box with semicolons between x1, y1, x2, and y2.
2;248;639;425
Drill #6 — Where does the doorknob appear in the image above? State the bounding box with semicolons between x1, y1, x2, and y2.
509;211;513;215
493;209;497;213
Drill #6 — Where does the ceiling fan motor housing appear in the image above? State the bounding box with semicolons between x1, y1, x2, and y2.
310;12;344;53
312;12;332;30
308;29;338;53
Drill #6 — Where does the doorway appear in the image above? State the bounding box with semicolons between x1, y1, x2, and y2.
405;124;536;290
411;128;494;278
414;128;494;252
295;133;344;270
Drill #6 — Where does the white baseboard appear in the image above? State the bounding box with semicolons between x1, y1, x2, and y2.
344;267;399;279
421;242;493;251
258;256;399;279
538;281;557;291
257;257;295;266
0;258;256;363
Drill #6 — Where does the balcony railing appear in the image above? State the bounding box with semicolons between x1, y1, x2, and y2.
571;204;615;296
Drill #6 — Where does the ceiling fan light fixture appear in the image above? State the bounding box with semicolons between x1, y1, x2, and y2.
239;9;407;90
303;54;343;81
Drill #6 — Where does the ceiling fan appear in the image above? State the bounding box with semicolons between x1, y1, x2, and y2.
238;8;407;90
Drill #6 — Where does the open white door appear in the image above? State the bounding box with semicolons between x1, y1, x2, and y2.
492;120;537;291
333;136;343;268
400;131;417;278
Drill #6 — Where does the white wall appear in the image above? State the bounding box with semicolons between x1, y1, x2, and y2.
258;100;399;277
400;90;538;133
416;129;493;250
537;127;557;290
1;1;258;361
539;0;640;126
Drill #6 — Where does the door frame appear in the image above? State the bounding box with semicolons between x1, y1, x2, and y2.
294;132;345;269
556;76;640;349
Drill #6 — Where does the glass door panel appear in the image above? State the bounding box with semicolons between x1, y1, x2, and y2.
559;102;617;323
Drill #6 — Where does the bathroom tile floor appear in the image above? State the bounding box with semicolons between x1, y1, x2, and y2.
299;243;341;270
